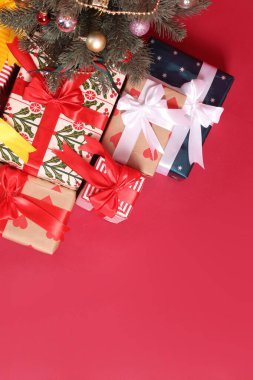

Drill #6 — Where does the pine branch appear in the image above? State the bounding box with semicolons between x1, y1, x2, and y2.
176;0;211;16
0;0;212;91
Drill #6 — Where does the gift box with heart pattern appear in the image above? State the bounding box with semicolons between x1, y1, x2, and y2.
102;78;186;177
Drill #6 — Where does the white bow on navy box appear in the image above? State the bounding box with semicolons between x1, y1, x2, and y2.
157;63;224;176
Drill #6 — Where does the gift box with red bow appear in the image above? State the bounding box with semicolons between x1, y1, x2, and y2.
0;164;75;254
101;77;187;177
1;39;125;189
53;137;145;223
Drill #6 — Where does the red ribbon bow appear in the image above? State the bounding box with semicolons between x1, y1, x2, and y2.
0;165;69;240
54;137;141;218
7;38;108;178
23;76;86;121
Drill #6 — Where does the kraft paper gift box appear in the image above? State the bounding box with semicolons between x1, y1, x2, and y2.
149;37;234;179
53;136;145;224
0;164;76;254
0;38;125;189
102;77;186;177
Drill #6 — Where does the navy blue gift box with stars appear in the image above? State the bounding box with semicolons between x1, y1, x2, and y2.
149;38;234;179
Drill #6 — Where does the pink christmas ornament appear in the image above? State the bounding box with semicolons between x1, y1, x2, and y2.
56;14;77;33
129;19;150;37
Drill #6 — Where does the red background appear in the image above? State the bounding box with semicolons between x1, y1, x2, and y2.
1;0;253;378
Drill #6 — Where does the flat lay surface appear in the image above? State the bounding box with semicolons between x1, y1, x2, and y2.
0;0;253;378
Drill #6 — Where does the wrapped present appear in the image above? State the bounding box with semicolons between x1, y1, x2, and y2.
54;136;145;223
0;61;14;90
149;38;234;179
0;61;19;115
102;77;187;176
0;165;76;254
1;38;125;189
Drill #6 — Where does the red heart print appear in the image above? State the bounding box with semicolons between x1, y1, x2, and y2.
41;195;53;205
110;132;122;148
167;96;179;109
113;108;120;117
13;215;28;229
143;148;158;161
129;88;141;98
52;185;62;193
46;231;58;241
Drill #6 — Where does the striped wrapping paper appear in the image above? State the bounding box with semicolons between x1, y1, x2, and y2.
76;157;145;224
0;61;14;90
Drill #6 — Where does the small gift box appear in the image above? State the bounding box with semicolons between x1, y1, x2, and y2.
0;61;14;90
149;38;234;179
1;38;125;189
102;77;187;176
54;136;145;223
0;165;76;254
0;1;20;110
0;62;19;116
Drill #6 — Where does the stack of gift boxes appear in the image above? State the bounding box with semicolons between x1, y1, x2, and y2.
0;36;234;254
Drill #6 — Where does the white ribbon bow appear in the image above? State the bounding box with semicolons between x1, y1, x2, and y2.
182;79;224;168
112;79;189;165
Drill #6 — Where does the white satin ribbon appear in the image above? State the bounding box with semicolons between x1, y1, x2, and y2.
157;63;224;175
182;79;224;167
113;79;189;165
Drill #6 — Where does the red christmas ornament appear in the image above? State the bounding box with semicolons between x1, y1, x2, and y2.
121;50;133;63
36;11;50;25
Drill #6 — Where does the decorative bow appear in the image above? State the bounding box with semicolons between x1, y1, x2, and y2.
0;0;20;69
0;165;69;239
23;76;87;120
182;79;224;167
113;79;189;164
54;136;141;218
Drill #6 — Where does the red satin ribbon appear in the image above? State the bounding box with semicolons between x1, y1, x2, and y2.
53;137;141;218
7;38;108;178
0;165;69;240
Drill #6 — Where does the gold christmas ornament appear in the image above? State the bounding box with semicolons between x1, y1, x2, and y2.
86;31;107;53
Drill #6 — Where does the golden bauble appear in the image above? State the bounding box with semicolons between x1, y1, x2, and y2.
86;31;107;53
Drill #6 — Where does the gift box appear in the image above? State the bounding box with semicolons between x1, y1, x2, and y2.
0;62;19;116
1;39;125;189
0;165;76;254
0;61;14;90
149;38;234;179
102;77;187;176
54;136;145;223
76;156;145;223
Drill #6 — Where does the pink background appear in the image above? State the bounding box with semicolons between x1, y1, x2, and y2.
1;0;253;378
